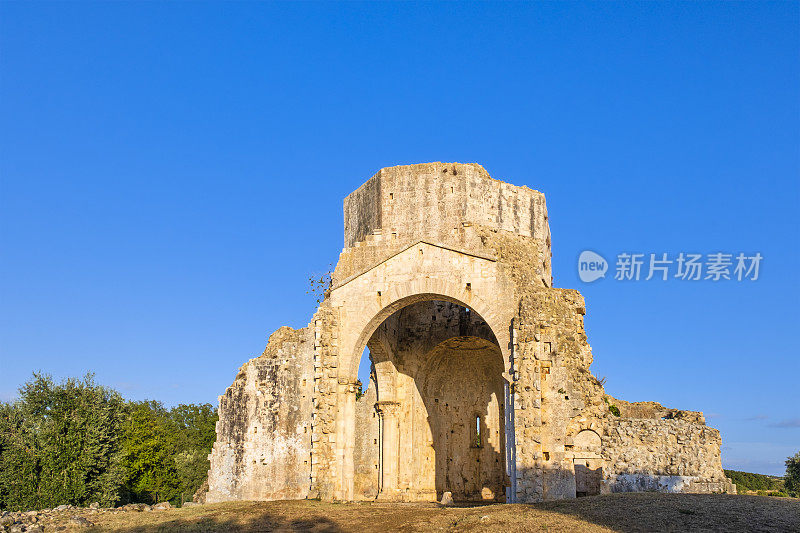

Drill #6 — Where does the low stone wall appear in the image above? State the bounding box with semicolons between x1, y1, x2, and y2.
602;418;735;494
610;398;706;424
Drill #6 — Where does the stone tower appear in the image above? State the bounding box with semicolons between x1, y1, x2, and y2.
204;163;734;503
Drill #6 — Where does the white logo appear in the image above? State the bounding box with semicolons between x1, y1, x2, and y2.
578;251;608;283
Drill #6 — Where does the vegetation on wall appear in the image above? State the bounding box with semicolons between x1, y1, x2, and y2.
603;396;621;417
0;373;218;511
307;265;333;304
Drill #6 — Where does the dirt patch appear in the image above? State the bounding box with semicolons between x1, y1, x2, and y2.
20;493;799;533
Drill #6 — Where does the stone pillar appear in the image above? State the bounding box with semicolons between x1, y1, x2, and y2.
504;379;517;503
337;380;359;501
376;401;400;498
342;383;359;501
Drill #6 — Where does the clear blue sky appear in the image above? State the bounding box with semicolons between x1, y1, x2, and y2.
1;2;797;476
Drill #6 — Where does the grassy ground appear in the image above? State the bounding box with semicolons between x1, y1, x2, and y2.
64;493;798;532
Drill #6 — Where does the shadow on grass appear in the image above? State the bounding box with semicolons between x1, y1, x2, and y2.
534;492;800;533
87;508;344;533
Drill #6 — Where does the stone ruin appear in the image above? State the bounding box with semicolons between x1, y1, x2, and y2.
204;163;735;503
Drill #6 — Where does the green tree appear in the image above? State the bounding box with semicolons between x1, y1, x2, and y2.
0;373;126;510
168;403;217;452
167;403;218;503
0;402;39;510
785;451;800;495
0;373;219;510
119;401;180;504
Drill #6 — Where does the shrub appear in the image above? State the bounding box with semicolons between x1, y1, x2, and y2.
0;373;126;510
0;373;218;511
119;401;218;505
785;451;800;494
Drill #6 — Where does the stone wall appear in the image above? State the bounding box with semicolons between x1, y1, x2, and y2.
307;305;341;501
602;418;735;494
340;163;551;286
206;326;314;502
611;398;706;424
419;337;507;501
343;174;381;249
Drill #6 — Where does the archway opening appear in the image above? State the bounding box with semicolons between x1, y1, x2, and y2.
357;346;372;398
573;430;602;497
350;299;508;502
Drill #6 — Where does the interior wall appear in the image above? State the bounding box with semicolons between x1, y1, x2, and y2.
352;300;508;502
417;337;507;501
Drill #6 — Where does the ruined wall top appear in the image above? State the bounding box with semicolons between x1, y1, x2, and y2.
343;162;549;249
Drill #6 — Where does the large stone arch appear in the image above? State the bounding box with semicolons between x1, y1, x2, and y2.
351;291;506;379
328;241;516;384
324;242;518;501
339;299;510;502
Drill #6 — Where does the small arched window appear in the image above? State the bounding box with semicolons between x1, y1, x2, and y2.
472;415;482;448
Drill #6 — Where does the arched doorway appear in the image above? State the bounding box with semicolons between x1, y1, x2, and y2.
350;299;509;502
573;429;602;497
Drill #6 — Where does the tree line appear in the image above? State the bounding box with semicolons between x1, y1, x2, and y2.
724;460;799;498
0;373;217;511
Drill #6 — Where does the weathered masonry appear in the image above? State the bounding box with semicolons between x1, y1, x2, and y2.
205;163;735;503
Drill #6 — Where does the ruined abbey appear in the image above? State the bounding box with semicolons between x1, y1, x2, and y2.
204;163;735;504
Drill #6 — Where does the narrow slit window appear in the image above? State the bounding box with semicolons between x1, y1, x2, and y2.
474;415;482;448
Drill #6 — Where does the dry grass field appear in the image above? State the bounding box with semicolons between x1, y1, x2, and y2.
38;493;797;533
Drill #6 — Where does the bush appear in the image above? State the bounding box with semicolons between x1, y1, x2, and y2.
0;373;218;511
785;451;800;494
119;401;218;506
0;373;126;510
119;401;181;504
